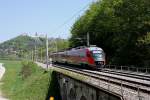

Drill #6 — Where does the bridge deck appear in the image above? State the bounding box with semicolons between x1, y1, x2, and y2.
36;62;150;100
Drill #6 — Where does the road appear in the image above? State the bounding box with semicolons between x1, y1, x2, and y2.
0;63;8;100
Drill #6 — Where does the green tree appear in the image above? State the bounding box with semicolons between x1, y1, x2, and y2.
70;0;150;66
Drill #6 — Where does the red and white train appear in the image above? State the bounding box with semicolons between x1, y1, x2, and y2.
51;46;106;69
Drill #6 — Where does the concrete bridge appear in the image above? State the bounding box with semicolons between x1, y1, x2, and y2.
57;72;121;100
37;62;150;100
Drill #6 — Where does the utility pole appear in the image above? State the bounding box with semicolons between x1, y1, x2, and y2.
34;45;36;61
34;33;38;62
55;38;58;62
46;34;49;70
87;32;90;47
32;50;34;61
41;48;42;62
55;39;58;53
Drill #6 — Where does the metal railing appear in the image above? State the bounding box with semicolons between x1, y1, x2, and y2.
104;65;150;74
92;78;148;100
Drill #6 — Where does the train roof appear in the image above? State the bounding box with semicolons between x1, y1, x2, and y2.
51;45;103;54
70;45;103;51
87;46;103;51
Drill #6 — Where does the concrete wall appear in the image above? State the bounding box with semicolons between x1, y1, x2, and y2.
56;72;121;100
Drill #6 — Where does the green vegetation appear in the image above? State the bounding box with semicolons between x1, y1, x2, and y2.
0;35;45;59
0;60;61;100
0;35;69;60
70;0;150;66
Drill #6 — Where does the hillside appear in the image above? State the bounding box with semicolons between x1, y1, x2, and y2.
0;35;44;59
0;35;69;59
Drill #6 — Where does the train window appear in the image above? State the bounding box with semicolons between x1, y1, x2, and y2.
80;50;86;57
92;53;102;58
93;51;101;54
91;50;103;60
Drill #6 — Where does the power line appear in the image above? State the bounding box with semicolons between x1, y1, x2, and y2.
51;1;93;36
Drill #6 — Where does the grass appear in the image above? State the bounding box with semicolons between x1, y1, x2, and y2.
0;60;61;100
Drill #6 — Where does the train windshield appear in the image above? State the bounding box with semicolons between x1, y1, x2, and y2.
92;51;103;61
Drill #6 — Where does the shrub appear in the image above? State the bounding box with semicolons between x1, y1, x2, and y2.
20;61;37;80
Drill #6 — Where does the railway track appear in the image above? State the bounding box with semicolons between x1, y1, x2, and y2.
53;63;150;93
102;68;150;81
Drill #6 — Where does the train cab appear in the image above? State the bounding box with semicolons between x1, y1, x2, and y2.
87;46;105;69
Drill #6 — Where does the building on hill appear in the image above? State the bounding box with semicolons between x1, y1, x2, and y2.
21;33;28;36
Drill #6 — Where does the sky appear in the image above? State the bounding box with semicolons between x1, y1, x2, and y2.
0;0;94;43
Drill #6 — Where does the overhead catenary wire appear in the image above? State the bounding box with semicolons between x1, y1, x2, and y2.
51;1;95;36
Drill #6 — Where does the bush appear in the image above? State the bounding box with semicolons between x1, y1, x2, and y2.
20;61;37;80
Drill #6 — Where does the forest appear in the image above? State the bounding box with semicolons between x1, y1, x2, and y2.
69;0;150;66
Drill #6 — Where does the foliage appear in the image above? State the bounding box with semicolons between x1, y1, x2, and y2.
0;35;44;58
20;61;37;80
70;0;150;66
37;38;69;61
0;35;69;61
0;60;61;100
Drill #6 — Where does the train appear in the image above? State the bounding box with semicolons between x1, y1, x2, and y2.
50;45;106;69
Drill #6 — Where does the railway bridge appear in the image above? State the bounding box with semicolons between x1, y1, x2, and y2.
37;62;150;100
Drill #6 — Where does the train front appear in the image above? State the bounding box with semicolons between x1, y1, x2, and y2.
88;47;106;69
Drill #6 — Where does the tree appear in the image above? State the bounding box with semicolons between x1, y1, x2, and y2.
70;0;150;66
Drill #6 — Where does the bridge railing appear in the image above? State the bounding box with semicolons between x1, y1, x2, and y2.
97;78;147;100
104;65;150;74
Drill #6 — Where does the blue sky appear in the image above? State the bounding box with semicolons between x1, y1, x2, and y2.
0;0;94;43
